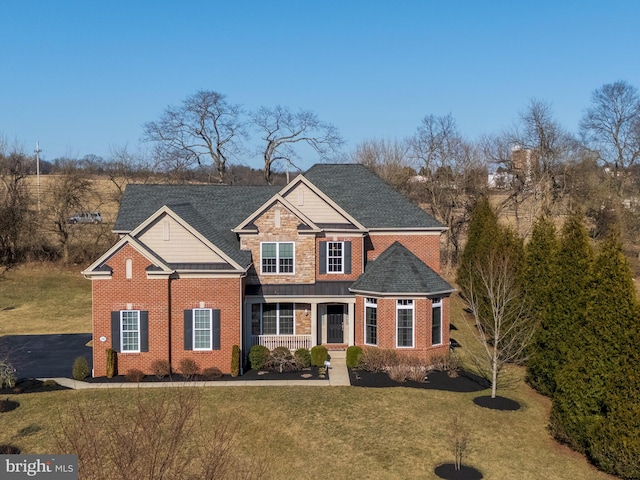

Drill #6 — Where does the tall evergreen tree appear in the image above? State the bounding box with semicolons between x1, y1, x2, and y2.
526;211;594;396
550;230;639;462
524;217;559;391
456;196;499;299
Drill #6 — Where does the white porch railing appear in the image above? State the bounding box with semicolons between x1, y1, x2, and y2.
251;335;312;350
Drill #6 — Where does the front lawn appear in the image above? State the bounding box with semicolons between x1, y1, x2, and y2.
0;385;614;480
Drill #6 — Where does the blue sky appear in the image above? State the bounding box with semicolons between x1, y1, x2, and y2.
2;1;639;170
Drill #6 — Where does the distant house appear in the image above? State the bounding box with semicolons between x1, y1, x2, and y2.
82;164;454;376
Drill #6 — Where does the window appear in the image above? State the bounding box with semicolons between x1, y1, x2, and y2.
365;298;377;345
193;308;213;350
261;242;294;274
121;310;140;352
258;303;295;335
396;299;414;348
327;241;343;273
432;298;442;346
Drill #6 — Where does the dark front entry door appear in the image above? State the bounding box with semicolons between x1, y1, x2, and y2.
327;305;344;343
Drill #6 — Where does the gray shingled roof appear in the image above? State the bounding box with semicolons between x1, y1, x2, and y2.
303;164;444;229
349;241;454;296
113;164;443;270
114;184;279;267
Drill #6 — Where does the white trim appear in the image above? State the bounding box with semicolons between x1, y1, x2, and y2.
327;241;344;274
193;308;213;351
233;194;321;233
396;299;414;348
260;241;295;275
431;297;443;346
120;310;141;353
364;297;377;346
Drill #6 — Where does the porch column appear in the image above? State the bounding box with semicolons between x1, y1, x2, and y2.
310;302;318;346
347;302;355;346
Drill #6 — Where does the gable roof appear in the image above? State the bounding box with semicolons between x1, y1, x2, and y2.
303;164;444;230
349;241;454;296
114;184;280;267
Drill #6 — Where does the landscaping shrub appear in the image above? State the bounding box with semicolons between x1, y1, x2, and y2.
202;367;223;380
72;356;90;380
249;344;270;370
178;358;199;379
387;357;429;383
0;445;20;454
125;369;145;383
360;347;400;373
0;359;16;388
230;345;240;377
431;351;462;377
150;359;171;379
106;348;117;378
294;348;311;369
346;346;363;368
42;380;58;388
310;345;328;367
267;346;297;373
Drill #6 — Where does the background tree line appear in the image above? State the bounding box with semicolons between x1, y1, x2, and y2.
2;79;640;275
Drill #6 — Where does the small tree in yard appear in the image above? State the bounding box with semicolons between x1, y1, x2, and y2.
466;248;536;399
0;357;16;388
450;413;470;471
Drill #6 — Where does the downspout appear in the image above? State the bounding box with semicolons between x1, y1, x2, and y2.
167;274;173;372
239;270;248;375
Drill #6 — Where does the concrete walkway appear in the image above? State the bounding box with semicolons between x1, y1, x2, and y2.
41;350;351;389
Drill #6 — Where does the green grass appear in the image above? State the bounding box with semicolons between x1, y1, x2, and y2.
0;263;91;335
0;386;614;480
0;265;615;479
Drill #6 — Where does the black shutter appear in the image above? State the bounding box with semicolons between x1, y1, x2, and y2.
212;309;221;350
344;241;352;274
140;311;149;352
184;310;193;350
319;242;327;274
111;311;121;352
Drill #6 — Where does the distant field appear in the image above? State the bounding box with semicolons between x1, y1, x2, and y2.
0;263;91;335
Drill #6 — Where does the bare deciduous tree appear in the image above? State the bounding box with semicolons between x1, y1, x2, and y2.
143;90;246;183
56;388;267;480
466;251;536;398
580;80;640;192
251;106;343;184
107;145;157;204
410;114;485;268
351;138;414;193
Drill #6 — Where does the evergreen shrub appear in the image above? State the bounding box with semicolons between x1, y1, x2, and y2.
249;345;270;370
310;345;328;367
294;348;311;368
346;346;363;368
231;345;240;377
72;356;90;380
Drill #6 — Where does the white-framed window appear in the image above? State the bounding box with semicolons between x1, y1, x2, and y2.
193;308;213;350
365;297;377;345
432;298;442;346
260;303;295;335
121;310;140;352
261;242;294;274
327;241;344;273
396;299;414;348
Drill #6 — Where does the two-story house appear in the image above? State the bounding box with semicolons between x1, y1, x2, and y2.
82;164;454;377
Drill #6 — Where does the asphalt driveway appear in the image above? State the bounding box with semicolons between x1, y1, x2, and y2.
0;334;93;379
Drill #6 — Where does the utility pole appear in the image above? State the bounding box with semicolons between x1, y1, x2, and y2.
35;142;41;212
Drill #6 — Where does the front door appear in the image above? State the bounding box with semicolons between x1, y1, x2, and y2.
327;305;344;343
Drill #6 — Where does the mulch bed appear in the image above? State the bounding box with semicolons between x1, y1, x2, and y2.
0;399;19;413
434;463;484;479
349;369;489;393
84;366;328;384
473;395;521;411
0;445;21;454
0;378;70;395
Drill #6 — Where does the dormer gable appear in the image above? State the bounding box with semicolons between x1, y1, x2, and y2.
233;194;321;234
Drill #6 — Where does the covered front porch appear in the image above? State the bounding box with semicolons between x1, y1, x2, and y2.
244;284;355;354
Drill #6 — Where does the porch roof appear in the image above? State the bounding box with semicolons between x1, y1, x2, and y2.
246;281;353;297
